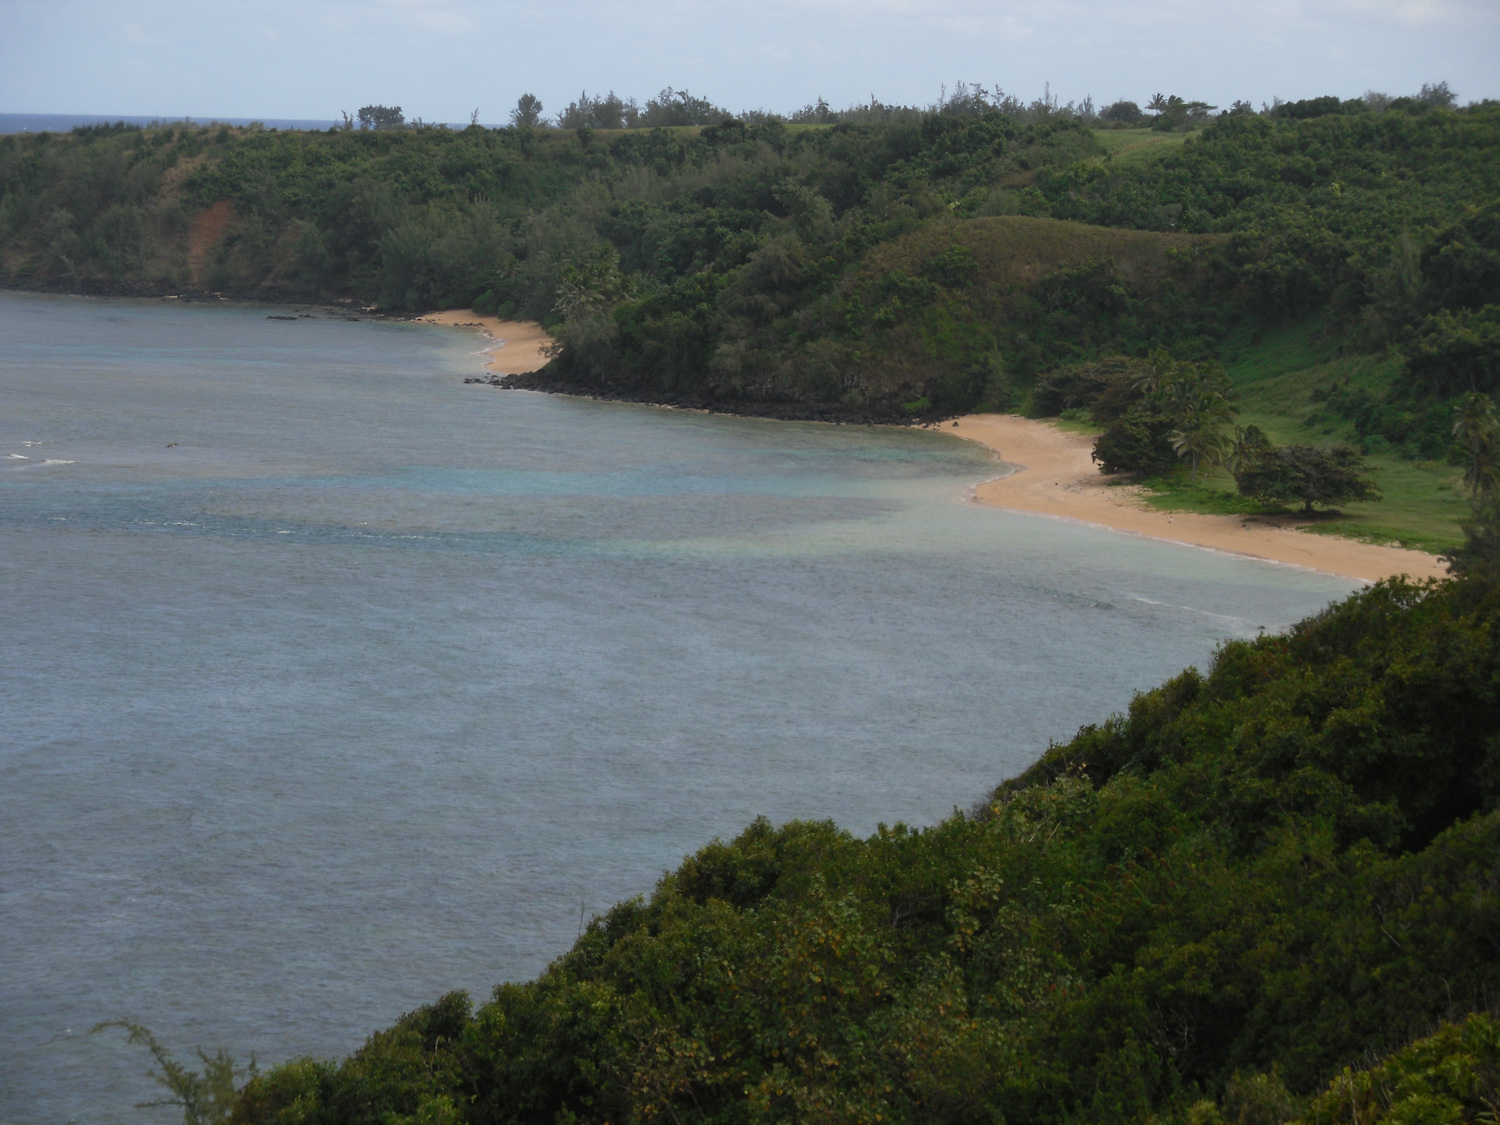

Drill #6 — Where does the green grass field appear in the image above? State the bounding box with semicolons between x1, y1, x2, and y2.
1090;128;1194;167
1129;318;1467;553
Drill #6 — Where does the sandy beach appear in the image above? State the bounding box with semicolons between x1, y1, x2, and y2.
416;311;554;375
946;413;1447;583
419;309;1442;582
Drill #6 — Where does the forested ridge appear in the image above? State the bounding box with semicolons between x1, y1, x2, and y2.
116;573;1500;1124
2;91;1496;429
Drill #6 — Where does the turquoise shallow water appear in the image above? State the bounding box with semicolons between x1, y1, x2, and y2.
0;293;1357;1121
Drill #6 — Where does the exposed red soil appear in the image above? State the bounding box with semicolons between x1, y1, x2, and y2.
187;200;236;286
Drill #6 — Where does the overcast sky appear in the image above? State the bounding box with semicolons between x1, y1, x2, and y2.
3;0;1497;124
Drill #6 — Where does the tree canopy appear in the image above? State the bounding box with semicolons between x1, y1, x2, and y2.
1233;441;1382;512
356;105;404;131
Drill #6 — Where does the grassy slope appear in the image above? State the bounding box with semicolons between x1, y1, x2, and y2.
858;214;1213;286
1136;320;1466;553
832;215;1218;406
1089;127;1194;167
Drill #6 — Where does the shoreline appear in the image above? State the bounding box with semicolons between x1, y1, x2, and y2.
424;311;1444;583
413;311;554;375
946;414;1446;583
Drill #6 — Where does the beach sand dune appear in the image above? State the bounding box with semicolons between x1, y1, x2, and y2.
949;413;1446;583
416;311;554;375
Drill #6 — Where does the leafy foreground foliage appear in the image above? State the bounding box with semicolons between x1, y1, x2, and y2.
218;577;1500;1125
1297;1011;1500;1125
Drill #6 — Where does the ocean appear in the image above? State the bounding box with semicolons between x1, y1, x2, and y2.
0;292;1357;1121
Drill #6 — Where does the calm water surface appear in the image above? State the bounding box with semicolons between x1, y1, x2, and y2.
0;293;1357;1121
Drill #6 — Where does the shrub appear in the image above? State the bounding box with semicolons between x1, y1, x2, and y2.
1093;412;1178;474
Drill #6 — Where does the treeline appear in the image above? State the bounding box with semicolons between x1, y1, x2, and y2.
0;89;1496;425
363;79;1478;133
122;570;1500;1124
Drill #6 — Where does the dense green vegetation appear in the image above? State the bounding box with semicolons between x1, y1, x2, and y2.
101;572;1494;1124
3;90;1494;431
1;84;1496;547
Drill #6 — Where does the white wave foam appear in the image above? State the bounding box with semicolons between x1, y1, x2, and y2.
1129;594;1255;631
7;453;27;459
41;459;76;465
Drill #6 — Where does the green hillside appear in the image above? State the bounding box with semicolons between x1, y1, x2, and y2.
3;98;1498;546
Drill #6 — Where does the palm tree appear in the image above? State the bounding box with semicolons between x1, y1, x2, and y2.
1454;391;1496;447
1147;93;1168;118
1131;350;1176;398
1170;415;1233;481
1454;392;1500;498
1165;373;1237;481
1225;424;1274;477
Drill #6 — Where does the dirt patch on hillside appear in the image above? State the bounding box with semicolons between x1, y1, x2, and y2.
188;200;236;286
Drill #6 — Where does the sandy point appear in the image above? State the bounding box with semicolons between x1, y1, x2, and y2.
945;413;1447;584
416;310;554;375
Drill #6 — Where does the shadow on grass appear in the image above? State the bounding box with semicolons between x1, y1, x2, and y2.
1132;471;1459;554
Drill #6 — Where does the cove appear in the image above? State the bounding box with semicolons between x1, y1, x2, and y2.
0;293;1355;1123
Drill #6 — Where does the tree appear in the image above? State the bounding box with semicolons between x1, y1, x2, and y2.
1405;306;1500;397
510;93;544;128
92;1021;251;1125
557;90;634;130
1170;416;1233;481
356;105;404;131
1100;100;1143;125
553;247;629;321
1233;443;1382;513
1088;355;1237;478
1150;95;1214;132
1162;368;1236;480
1454;391;1500;497
1092;414;1178;475
1444;393;1500;581
1419;81;1458;109
1443;495;1500;582
1226;424;1275;475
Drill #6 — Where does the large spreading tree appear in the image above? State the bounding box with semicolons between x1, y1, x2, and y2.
1233;441;1382;513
